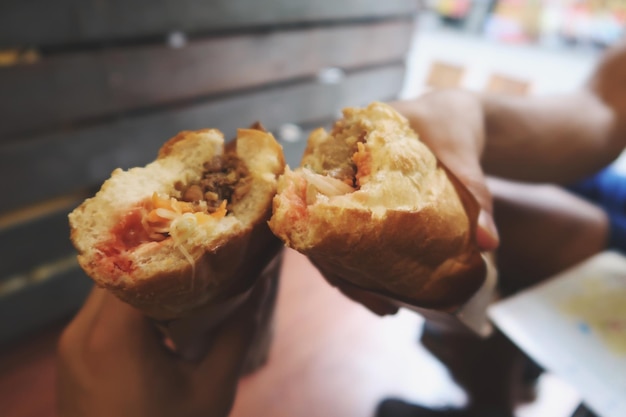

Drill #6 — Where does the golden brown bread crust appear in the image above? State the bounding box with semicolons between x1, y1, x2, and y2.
69;128;285;320
268;102;485;310
307;171;485;309
76;216;280;320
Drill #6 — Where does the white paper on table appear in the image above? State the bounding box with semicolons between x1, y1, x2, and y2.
488;251;626;417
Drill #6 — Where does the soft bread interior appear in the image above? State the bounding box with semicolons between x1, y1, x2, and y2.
270;102;463;249
70;128;284;284
232;128;285;224
269;102;483;308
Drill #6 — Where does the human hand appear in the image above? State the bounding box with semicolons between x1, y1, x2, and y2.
57;284;266;417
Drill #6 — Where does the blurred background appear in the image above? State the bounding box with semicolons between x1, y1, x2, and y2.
405;0;624;97
0;1;623;416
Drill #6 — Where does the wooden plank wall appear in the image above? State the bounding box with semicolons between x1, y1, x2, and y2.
0;0;416;47
0;22;412;140
0;0;417;346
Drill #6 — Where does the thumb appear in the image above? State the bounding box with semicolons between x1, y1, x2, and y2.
477;207;499;252
435;144;499;252
456;168;499;252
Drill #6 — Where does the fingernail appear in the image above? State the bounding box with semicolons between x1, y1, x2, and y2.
477;210;500;251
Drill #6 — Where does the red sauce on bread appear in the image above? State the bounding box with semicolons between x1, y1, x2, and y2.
95;207;150;275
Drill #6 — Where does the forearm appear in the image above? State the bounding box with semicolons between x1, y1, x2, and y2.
480;90;623;184
480;41;626;184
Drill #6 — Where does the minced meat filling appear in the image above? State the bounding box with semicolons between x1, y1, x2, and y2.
318;128;367;187
179;153;251;213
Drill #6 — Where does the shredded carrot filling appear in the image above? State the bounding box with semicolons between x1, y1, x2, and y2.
96;195;227;277
352;142;371;187
143;192;226;241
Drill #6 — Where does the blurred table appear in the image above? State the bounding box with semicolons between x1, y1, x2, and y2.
489;252;626;417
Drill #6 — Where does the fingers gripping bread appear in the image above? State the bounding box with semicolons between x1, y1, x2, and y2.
69;128;285;320
268;102;485;310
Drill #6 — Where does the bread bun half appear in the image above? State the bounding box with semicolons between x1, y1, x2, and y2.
69;128;285;320
268;102;485;310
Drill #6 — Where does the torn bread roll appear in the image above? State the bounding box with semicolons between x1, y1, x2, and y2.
69;127;285;320
268;102;485;310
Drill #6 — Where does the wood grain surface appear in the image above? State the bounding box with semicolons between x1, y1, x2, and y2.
0;21;413;139
0;0;416;47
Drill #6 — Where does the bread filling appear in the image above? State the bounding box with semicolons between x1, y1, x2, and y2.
301;126;370;203
103;154;250;258
178;153;251;213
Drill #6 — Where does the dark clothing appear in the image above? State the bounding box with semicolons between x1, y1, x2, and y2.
568;165;626;253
